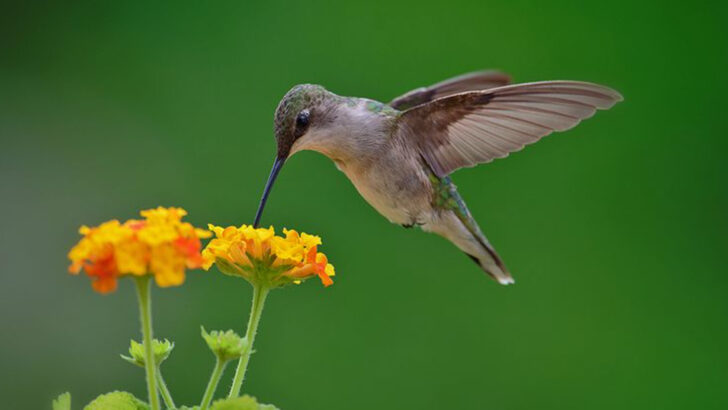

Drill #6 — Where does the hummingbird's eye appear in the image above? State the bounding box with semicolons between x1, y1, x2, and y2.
295;110;310;128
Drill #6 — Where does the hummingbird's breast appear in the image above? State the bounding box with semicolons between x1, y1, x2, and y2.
336;141;433;226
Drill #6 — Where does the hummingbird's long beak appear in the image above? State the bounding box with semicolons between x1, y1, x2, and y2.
253;156;286;228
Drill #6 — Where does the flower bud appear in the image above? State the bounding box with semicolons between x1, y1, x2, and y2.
201;327;246;362
121;338;174;367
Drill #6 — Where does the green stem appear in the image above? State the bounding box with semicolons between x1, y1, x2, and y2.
228;284;270;398
200;358;227;410
135;276;160;410
156;368;175;409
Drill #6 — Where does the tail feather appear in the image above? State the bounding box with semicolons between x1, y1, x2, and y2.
425;173;513;284
425;210;514;285
458;210;512;284
463;234;514;285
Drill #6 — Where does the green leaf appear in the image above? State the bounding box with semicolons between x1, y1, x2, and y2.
52;392;71;410
84;391;149;410
209;395;279;410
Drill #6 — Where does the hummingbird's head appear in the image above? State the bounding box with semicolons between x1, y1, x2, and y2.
254;84;332;227
273;83;332;159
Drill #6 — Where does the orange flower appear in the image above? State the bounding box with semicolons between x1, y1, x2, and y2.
202;225;335;288
68;207;211;293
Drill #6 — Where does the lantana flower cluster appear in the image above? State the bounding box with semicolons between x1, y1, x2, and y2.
68;207;211;293
64;207;337;409
202;225;335;287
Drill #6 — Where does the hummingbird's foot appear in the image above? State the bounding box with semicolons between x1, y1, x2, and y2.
401;221;424;229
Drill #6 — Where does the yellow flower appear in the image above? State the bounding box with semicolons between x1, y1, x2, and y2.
68;207;211;293
202;225;335;288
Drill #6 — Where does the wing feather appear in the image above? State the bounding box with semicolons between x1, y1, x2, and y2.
395;81;622;176
389;70;511;110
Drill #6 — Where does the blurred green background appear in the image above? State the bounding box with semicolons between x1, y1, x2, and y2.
2;1;727;409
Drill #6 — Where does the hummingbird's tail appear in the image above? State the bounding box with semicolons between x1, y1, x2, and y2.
464;231;514;285
426;210;514;285
423;177;514;287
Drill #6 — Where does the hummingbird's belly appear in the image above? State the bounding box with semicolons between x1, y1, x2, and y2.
337;158;431;226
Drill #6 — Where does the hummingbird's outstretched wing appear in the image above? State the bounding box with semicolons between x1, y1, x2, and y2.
389;70;511;111
395;81;622;177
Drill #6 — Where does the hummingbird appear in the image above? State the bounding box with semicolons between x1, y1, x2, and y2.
253;70;622;285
